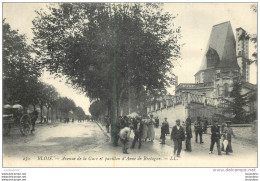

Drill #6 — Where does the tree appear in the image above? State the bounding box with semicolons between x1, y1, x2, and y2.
230;81;246;123
32;3;181;144
3;20;41;107
56;97;76;119
89;100;107;120
44;84;59;122
74;106;86;121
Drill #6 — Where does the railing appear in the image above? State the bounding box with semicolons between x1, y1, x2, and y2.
205;97;215;106
190;93;203;104
217;98;231;108
146;92;231;113
176;82;214;90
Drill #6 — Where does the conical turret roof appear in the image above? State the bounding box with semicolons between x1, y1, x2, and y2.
198;21;239;72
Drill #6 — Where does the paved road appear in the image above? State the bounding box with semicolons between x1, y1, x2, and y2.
3;121;109;167
3;121;257;167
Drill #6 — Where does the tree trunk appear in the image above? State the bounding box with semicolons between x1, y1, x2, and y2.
47;106;49;123
55;106;58;122
51;107;54;123
40;105;43;123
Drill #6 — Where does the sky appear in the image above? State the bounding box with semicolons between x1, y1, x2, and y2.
3;2;257;114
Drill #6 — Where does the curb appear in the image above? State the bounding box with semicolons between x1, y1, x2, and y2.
94;121;111;139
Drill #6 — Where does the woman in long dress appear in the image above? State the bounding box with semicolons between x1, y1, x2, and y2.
142;118;148;141
147;115;155;142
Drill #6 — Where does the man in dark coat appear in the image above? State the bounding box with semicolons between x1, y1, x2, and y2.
155;117;159;128
160;117;169;144
203;117;208;134
105;116;110;133
30;109;39;133
171;119;185;159
131;117;143;149
209;119;221;155
194;116;203;144
184;117;192;152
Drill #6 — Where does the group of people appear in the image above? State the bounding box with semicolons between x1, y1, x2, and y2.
104;115;157;154
210;119;235;155
103;115;235;157
168;116;236;160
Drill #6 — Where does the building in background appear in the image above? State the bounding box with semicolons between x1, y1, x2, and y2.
236;27;250;82
147;21;257;126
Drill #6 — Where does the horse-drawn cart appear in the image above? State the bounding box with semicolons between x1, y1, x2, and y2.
3;104;32;136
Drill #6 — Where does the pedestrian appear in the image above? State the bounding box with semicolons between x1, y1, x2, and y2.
160;117;169;144
203;117;208;134
194;116;203;144
43;116;47;123
105;116;110;133
155;117;159;128
131;117;143;149
119;126;131;154
221;122;227;151
171;119;185;160
113;117;121;146
147;115;155;142
221;122;227;134
184;117;192;152
223;121;236;155
120;116;128;129
209;119;221;155
142;117;149;141
30;109;39;133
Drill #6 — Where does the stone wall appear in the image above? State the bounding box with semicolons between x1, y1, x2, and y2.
147;92;234;126
149;104;187;127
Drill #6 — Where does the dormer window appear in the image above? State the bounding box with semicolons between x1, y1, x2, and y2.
206;47;220;68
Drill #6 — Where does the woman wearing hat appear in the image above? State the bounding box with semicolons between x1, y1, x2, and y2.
147;115;155;142
223;121;236;155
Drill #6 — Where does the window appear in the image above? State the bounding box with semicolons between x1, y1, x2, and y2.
201;72;204;83
224;83;229;97
206;48;219;68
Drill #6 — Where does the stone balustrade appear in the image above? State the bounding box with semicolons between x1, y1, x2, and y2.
147;92;230;114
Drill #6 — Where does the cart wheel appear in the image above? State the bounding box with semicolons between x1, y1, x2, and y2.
3;123;11;135
19;114;32;136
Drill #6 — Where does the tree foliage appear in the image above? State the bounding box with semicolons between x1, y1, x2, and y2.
74;106;86;120
3;20;41;107
55;97;76;117
230;81;246;123
32;3;182;118
89;100;107;119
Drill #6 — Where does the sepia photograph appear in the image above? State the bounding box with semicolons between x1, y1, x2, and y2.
2;2;258;169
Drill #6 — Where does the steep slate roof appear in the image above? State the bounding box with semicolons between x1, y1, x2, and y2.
198;21;239;71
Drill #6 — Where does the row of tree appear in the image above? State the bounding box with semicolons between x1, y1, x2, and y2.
30;3;182;143
3;19;87;122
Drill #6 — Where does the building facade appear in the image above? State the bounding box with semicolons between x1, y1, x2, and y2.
147;21;257;125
